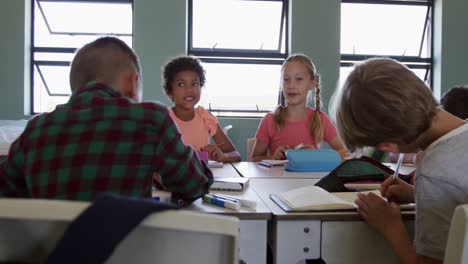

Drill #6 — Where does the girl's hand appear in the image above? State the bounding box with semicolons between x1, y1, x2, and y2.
355;192;403;238
201;144;225;162
272;145;290;160
301;144;316;149
380;177;414;204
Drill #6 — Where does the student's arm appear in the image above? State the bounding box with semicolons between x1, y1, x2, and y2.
327;137;350;161
390;152;419;164
380;177;415;203
355;193;441;264
201;123;241;163
0;139;27;198
153;109;213;205
251;140;289;161
320;112;350;161
251;140;270;161
0;162;19;197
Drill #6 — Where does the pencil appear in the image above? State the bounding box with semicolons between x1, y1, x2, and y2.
388;153;405;203
393;153;405;184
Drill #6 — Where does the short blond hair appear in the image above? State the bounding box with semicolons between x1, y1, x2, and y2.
70;37;141;91
334;58;438;151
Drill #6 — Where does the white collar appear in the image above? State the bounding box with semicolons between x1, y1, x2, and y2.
425;122;468;152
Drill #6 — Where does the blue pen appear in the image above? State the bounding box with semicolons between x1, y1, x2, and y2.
203;194;240;211
388;153;405;203
258;161;273;168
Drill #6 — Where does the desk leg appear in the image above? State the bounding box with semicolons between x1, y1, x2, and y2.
239;220;267;264
273;220;321;264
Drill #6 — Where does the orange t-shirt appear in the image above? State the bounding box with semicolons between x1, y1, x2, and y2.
169;106;218;151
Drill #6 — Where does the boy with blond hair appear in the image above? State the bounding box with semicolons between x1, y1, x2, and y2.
333;58;468;264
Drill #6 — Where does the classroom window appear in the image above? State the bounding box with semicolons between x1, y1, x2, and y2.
340;0;433;89
188;0;288;117
31;0;133;114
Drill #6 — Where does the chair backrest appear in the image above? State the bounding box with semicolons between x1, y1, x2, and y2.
445;204;468;264
222;124;233;135
247;138;257;161
0;198;239;264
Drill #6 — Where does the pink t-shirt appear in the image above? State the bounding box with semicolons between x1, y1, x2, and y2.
255;108;338;155
169;106;218;151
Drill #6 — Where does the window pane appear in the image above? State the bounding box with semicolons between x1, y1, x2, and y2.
38;1;131;35
36;65;71;95
198;62;281;111
192;0;284;51
341;3;429;57
33;67;69;113
339;66;429;90
34;52;75;62
32;0;133;113
34;2;133;48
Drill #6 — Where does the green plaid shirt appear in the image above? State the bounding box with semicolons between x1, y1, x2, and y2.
0;83;213;205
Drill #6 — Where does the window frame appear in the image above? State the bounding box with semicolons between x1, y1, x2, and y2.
30;0;134;114
340;0;433;86
187;0;289;117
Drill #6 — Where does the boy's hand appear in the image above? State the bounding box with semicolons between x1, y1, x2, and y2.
272;145;290;160
355;192;402;238
201;144;225;162
380;177;414;204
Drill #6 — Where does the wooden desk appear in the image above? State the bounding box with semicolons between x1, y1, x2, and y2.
231;161;328;179
189;187;271;264
251;178;415;264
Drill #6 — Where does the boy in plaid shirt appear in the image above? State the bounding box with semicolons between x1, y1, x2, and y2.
0;37;213;206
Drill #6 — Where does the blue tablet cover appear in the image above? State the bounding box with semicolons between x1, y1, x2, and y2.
284;149;340;172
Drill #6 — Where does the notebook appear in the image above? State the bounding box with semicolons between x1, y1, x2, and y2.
270;185;414;212
210;177;250;191
208;160;223;168
258;159;288;167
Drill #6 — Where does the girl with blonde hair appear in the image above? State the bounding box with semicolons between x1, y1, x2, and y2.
251;54;348;161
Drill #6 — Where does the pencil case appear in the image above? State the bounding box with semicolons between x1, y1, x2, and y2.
314;156;412;192
284;149;341;172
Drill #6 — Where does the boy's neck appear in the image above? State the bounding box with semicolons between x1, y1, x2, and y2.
419;110;466;149
172;107;195;122
286;104;308;121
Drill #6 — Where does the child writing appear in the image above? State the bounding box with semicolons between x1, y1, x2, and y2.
363;86;468;166
251;53;348;162
333;58;468;264
162;55;241;163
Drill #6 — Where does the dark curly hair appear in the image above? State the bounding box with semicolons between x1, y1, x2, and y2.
441;86;468;120
162;56;206;97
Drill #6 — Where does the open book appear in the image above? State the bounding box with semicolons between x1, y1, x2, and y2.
210;177;250;191
270;185;414;212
